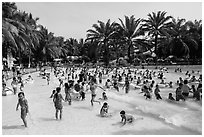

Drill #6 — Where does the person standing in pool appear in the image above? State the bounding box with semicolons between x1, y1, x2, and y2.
123;77;130;94
80;82;86;101
16;92;29;127
195;83;202;101
113;76;119;92
89;79;105;106
46;74;50;85
182;80;191;98
64;83;72;104
154;84;162;100
19;81;24;91
175;83;185;101
98;71;102;84
53;87;65;120
11;77;18;95
105;79;112;89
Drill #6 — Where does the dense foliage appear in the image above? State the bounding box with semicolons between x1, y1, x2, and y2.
2;2;202;66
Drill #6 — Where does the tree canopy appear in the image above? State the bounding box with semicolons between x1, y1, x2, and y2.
2;2;202;66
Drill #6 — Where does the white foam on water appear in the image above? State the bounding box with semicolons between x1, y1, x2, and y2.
107;90;202;133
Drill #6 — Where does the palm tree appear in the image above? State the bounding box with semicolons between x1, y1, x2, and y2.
118;15;143;63
86;19;117;66
109;37;124;63
35;26;59;62
166;18;201;62
3;3;42;66
2;2;19;59
78;38;85;56
185;20;202;60
16;12;42;67
167;18;189;58
85;40;98;63
142;11;172;65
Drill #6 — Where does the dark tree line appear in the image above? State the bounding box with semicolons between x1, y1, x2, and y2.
2;2;202;66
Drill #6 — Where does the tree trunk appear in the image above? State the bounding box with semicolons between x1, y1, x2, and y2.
116;46;119;63
128;40;132;64
6;48;12;70
104;44;109;67
18;50;22;67
28;49;31;68
155;34;158;66
128;45;131;63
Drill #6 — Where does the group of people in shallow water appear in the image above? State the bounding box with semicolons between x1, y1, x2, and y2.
2;71;33;96
2;71;33;127
2;65;202;127
48;66;202;123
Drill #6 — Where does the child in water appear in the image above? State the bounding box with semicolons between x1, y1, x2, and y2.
80;82;86;100
105;79;112;89
123;77;130;94
89;79;105;106
46;74;50;85
53;87;65;120
169;81;173;88
102;92;108;100
16;92;29;127
175;83;185;101
64;83;72;105
168;93;175;101
143;85;151;99
100;102;111;117
11;77;18;95
154;85;162;100
19;81;24;91
120;110;134;125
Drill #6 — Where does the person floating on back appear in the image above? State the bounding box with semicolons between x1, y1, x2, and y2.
16;92;29;127
53;87;65;120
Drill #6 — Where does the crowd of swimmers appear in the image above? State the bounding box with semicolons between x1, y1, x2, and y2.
48;66;202;122
2;65;202;127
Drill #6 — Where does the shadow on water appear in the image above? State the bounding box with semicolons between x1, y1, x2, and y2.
73;106;93;111
110;97;201;135
95;114;113;118
2;125;25;130
112;121;122;126
38;117;57;122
